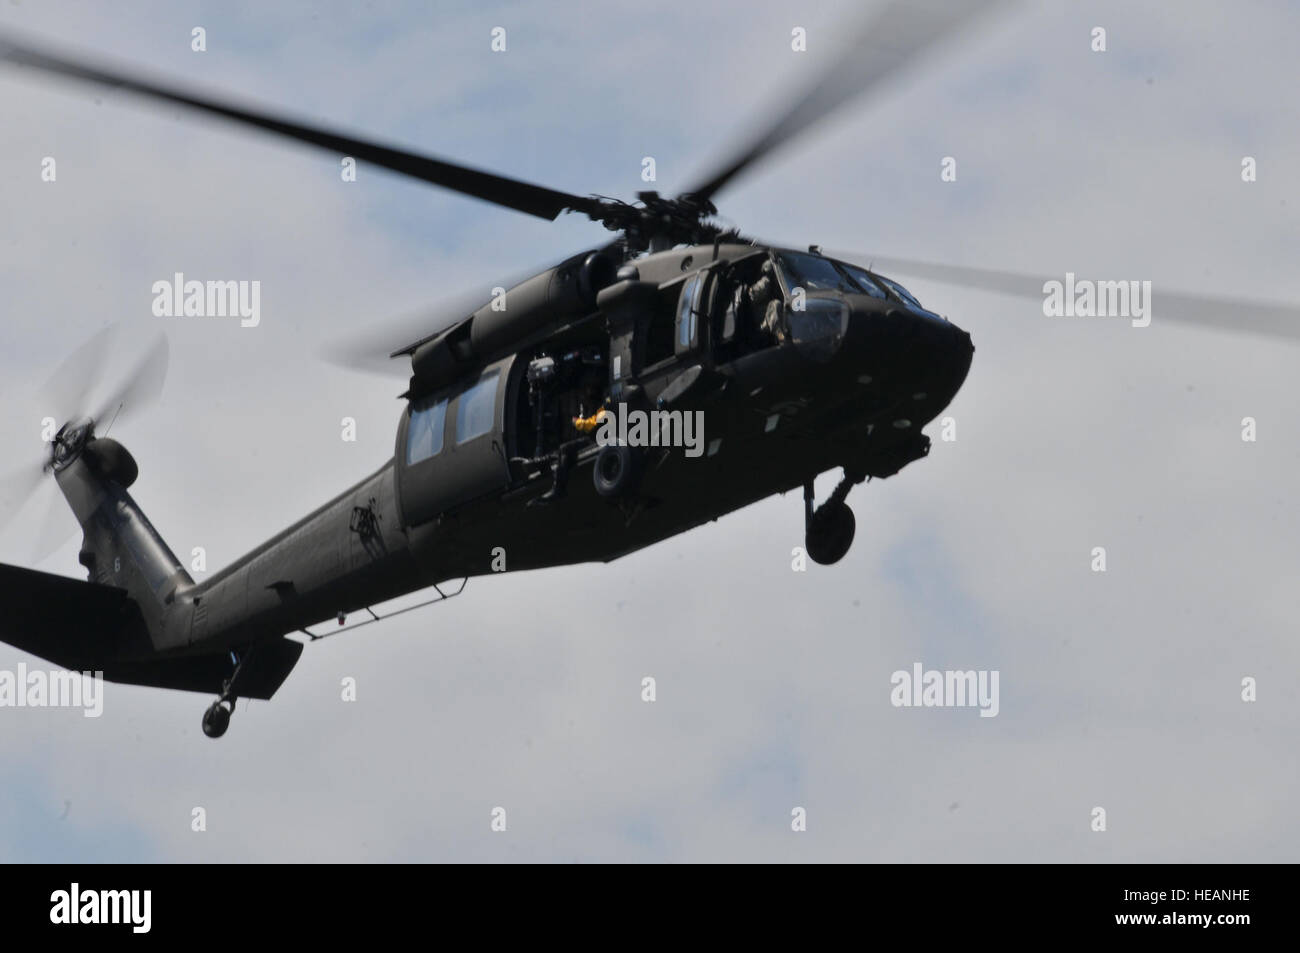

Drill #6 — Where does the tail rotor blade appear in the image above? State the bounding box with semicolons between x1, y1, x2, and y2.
0;462;47;534
92;333;169;428
37;323;115;425
28;484;77;567
1;327;167;565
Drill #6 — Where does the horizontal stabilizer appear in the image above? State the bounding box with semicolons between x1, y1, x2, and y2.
98;637;303;700
0;562;301;698
0;561;144;668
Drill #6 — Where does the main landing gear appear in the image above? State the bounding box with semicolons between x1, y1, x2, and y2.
804;468;867;565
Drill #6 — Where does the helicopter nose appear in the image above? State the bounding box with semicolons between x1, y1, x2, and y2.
842;300;974;415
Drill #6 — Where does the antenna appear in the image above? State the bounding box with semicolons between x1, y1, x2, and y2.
102;402;124;437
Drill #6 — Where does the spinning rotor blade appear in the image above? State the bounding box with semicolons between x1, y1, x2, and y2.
38;323;115;426
0;329;168;557
2;325;114;531
91;333;169;429
320;276;534;377
0;463;45;526
0;32;601;222
319;306;465;378
682;0;1014;204
0;462;76;563
1;329;168;530
1;324;109;524
320;242;623;375
832;252;1300;342
28;482;77;567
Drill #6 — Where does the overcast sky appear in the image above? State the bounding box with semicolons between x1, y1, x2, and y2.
0;0;1296;862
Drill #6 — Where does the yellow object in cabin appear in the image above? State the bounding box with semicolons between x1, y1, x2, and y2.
572;408;608;433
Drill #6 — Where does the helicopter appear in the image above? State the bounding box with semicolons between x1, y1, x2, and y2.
1;1;1295;739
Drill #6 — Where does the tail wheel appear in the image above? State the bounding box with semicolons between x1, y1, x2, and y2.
201;701;231;739
593;444;642;499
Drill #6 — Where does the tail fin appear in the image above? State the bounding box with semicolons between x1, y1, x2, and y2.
54;436;193;645
34;435;303;698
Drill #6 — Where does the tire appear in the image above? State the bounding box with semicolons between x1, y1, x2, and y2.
202;702;231;739
592;444;642;499
806;502;856;565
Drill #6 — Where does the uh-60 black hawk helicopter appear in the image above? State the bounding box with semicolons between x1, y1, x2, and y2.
2;2;1295;738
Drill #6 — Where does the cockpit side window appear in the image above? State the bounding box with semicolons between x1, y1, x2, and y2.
407;397;447;465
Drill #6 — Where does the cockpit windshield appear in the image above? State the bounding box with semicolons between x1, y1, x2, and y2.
774;251;917;306
873;274;923;308
774;251;858;294
836;262;887;299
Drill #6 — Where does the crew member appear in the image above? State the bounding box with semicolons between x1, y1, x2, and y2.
746;259;786;344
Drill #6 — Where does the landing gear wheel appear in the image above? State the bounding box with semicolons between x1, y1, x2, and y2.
806;501;856;565
201;701;231;739
593;444;642;499
803;469;866;566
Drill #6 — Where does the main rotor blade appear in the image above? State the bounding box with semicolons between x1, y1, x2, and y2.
92;333;169;428
833;252;1300;342
0;31;601;222
320;243;621;375
682;0;1013;203
320;263;557;376
319;298;482;378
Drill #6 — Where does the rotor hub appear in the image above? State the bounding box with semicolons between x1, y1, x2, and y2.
49;417;94;472
585;191;726;252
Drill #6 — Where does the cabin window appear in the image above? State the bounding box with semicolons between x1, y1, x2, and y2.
407;398;447;465
455;370;499;445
